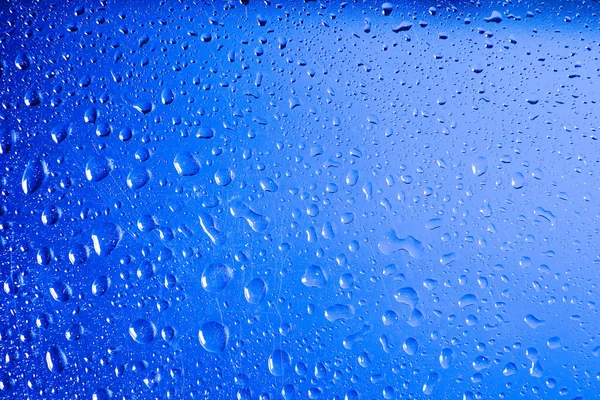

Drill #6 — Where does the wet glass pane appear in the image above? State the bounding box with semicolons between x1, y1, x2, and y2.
0;1;597;399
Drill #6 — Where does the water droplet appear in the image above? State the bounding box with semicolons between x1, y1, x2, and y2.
126;168;150;189
324;304;354;322
458;294;478;309
302;265;328;288
394;287;419;308
45;346;67;373
22;159;45;194
161;88;174;105
378;231;424;258
201;263;233;293
230;201;268;232
133;100;153;115
49;281;72;302
244;278;267;304
129;319;156;344
198;212;226;245
91;276;110;296
173;152;200;176
85;156;110;182
268;350;291;376
524;314;545;329
214;168;232;186
199;321;229;353
422;372;440;395
91;223;122;256
503;362;518;376
382;2;394;16
439;348;453;369
511;172;525;189
471;156;488;176
402;337;418;355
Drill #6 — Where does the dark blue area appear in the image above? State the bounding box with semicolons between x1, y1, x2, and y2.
0;1;598;399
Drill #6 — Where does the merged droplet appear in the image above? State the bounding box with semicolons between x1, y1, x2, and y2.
301;265;328;288
173;152;200;176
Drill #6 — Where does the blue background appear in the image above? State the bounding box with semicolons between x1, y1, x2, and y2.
0;0;598;399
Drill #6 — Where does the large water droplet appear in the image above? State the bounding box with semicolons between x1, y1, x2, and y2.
45;346;67;373
91;223;122;256
244;278;267;304
268;350;291;376
129;319;156;344
201;263;233;293
22;159;45;194
199;321;229;353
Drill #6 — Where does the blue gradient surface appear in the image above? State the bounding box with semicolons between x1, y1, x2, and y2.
0;1;598;399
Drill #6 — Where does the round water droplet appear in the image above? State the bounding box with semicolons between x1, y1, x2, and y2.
511;172;525;189
214;168;232;186
244;278;267;304
91;223;122;256
340;212;354;224
129;319;156;344
51;123;69;144
65;323;84;341
15;52;31;70
126;168;150;189
198;321;229;353
85;157;110;182
471;156;488;176
403;337;418;355
137;214;156;232
84;107;98;124
161;88;174;105
68;244;88;265
503;362;518;376
92;276;110;296
201;263;233;293
95;122;111;137
24;89;41;107
41;205;60;226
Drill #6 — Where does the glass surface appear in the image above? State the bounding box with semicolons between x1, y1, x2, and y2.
0;1;598;399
